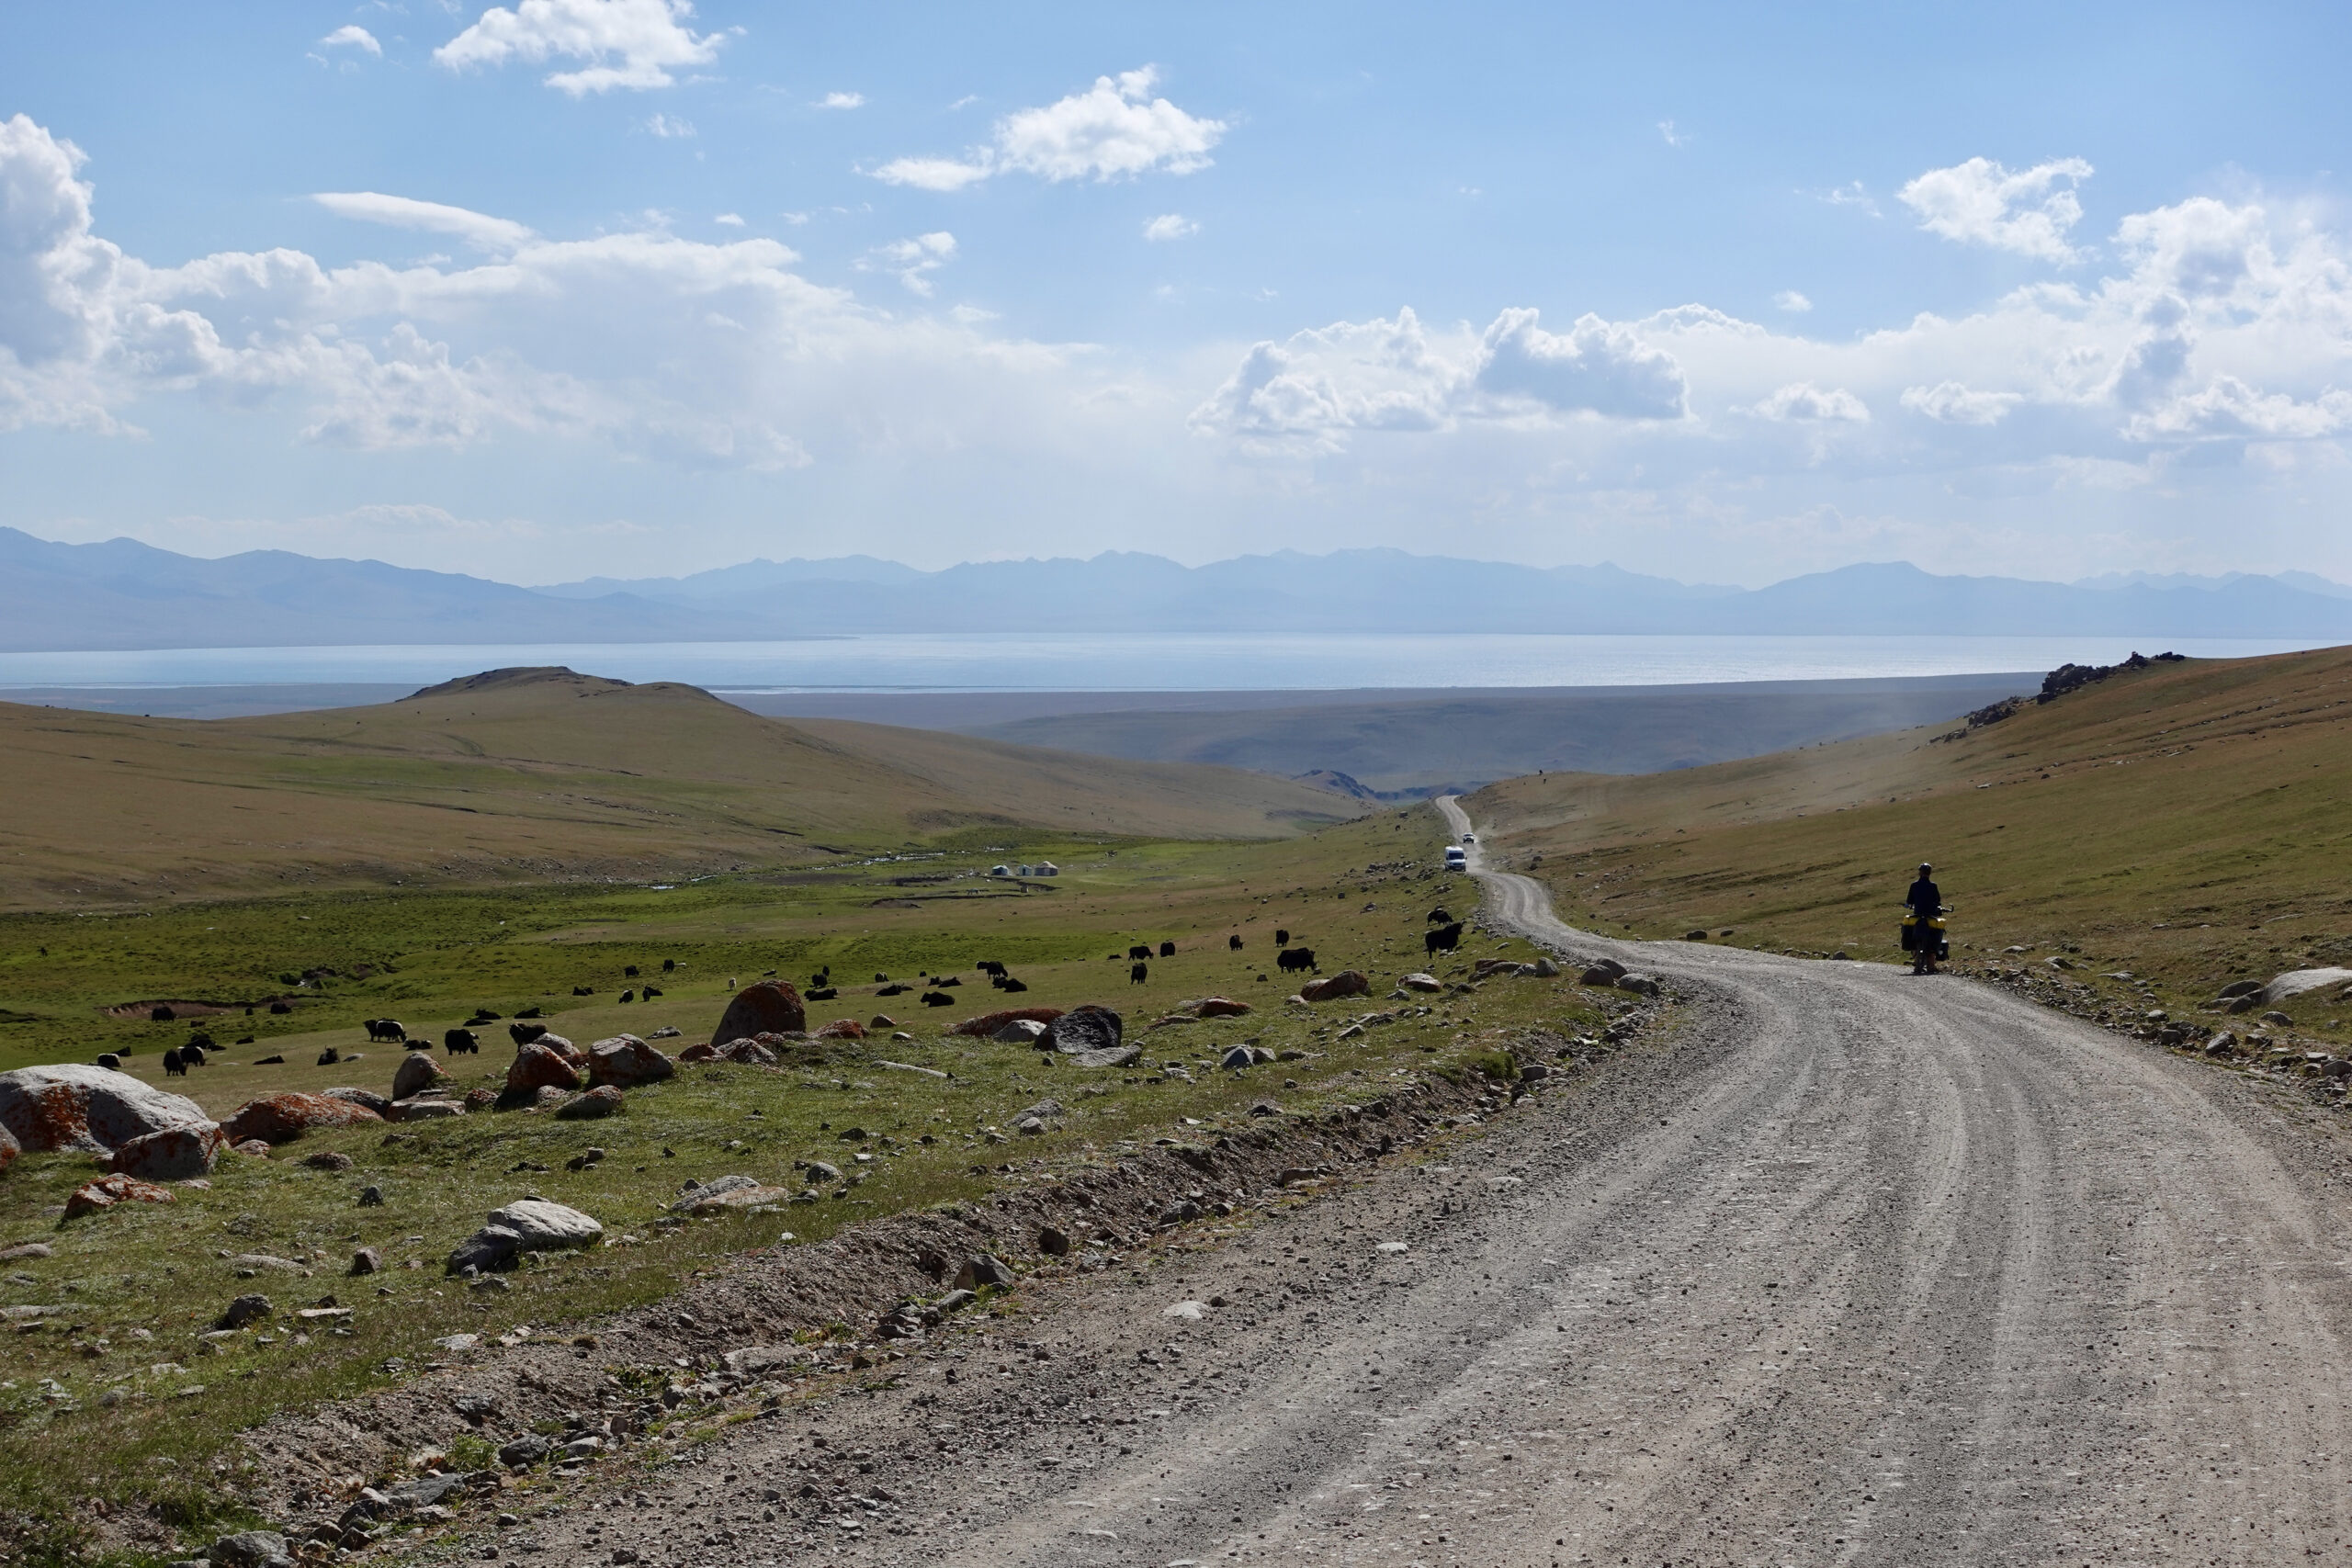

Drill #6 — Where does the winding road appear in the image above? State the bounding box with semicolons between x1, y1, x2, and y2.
529;799;2352;1567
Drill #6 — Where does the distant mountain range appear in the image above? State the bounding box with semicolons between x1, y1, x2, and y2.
6;526;2352;652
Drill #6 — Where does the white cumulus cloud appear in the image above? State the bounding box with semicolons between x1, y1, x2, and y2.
1773;290;1813;313
435;0;724;95
1898;155;2093;263
1901;381;2020;425
1472;309;1689;420
644;112;695;138
0;113;1122;475
818;91;864;110
319;25;382;56
1752;381;1870;422
1143;213;1197;243
1190;305;1688;452
312;192;537;254
873;66;1225;190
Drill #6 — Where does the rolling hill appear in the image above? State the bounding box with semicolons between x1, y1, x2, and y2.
1467;644;2352;1021
0;668;1359;909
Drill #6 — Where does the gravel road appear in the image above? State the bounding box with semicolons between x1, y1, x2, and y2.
519;800;2352;1568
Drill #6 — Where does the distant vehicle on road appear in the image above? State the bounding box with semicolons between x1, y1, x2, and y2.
1461;832;1476;844
1443;845;1467;869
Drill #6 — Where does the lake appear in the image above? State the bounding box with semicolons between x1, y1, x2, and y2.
0;631;2326;695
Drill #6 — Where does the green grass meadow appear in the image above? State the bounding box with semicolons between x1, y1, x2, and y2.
0;805;1611;1562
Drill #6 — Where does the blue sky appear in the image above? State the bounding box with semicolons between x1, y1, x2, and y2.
3;1;2350;585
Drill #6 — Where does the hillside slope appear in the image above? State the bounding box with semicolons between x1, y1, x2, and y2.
0;669;1356;908
956;675;2033;795
1468;645;2352;1028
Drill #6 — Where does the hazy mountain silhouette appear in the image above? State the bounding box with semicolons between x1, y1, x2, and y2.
6;528;2350;651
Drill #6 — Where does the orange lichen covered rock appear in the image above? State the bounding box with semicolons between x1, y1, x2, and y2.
218;1092;384;1146
505;1043;582;1094
0;1065;209;1155
64;1173;174;1220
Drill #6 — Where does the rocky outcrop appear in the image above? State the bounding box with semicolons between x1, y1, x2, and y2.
585;1034;673;1089
1299;971;1372;1003
711;980;805;1046
2259;967;2352;1006
219;1092;383;1146
505;1043;582;1094
447;1199;603;1274
674;1174;791;1213
555;1086;625;1120
0;1064;209;1155
107;1122;221;1181
63;1173;175;1220
1041;1005;1123;1055
390;1051;448;1101
950;1007;1065;1038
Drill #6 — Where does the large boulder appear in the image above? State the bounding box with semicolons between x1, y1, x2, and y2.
812;1019;866;1040
218;1092;382;1147
390;1051;447;1101
711;980;805;1047
992;1019;1049;1044
2260;967;2352;1006
321;1087;392;1116
108;1122;221;1181
1041;1005;1123;1055
586;1035;674;1088
1299;971;1372;1003
0;1064;209;1155
554;1086;624;1121
949;1007;1065;1038
505;1043;582;1094
447;1199;602;1274
1069;1043;1143;1069
1194;998;1252;1019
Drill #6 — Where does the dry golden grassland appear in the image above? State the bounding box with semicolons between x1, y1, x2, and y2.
0;669;1358;909
1472;644;2352;1039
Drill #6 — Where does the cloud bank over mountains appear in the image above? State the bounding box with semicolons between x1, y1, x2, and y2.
4;73;2351;582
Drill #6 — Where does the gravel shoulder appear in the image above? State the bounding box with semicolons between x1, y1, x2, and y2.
445;800;2352;1568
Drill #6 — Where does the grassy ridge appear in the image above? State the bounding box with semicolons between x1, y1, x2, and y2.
1470;644;2352;1039
0;670;1358;911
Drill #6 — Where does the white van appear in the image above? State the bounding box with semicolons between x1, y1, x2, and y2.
1443;845;1467;869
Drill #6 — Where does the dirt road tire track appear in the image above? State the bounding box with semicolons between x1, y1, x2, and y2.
501;800;2352;1568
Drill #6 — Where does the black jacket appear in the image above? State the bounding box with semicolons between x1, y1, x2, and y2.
1906;876;1942;915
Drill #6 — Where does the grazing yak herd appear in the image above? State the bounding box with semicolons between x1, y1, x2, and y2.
142;906;1479;1077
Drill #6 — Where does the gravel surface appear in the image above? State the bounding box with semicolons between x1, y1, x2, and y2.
500;799;2352;1567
